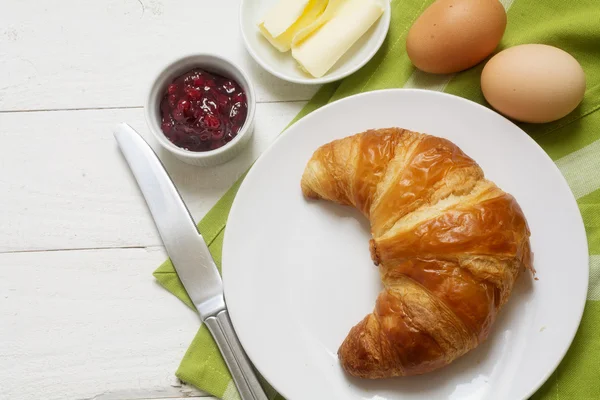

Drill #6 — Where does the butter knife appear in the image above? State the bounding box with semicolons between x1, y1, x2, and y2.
114;123;267;400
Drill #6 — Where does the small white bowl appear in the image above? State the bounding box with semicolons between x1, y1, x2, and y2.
145;54;256;167
239;0;391;85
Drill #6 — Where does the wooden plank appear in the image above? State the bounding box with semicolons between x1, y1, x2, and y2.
0;0;318;111
0;247;214;400
0;101;304;253
71;387;211;400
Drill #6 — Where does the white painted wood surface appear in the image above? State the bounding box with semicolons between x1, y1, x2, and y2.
0;0;317;111
0;102;303;253
0;0;312;399
0;247;206;400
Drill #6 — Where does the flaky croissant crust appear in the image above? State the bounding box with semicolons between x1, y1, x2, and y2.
301;128;533;378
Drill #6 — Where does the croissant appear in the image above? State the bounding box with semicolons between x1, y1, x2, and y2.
300;128;533;378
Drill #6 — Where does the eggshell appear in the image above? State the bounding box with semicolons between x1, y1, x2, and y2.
481;44;586;123
406;0;506;74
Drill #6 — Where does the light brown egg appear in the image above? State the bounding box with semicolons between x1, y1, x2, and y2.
481;44;586;123
406;0;506;74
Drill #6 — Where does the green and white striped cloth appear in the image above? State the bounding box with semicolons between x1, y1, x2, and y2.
153;0;600;398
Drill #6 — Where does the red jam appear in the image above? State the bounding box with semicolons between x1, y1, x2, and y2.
159;68;248;152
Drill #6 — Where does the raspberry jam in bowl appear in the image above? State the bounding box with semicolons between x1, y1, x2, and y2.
145;54;255;166
161;68;248;152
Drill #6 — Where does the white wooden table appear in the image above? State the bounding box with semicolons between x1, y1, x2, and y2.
0;1;318;399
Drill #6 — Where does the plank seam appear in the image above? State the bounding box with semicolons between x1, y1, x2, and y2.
0;100;308;114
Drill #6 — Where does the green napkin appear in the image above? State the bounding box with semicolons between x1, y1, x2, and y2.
153;0;600;398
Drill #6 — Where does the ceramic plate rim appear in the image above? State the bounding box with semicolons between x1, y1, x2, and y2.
238;0;392;84
223;89;589;400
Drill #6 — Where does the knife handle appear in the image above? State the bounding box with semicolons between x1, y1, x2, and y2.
205;310;268;400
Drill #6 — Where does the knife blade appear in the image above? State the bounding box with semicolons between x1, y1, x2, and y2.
114;123;267;400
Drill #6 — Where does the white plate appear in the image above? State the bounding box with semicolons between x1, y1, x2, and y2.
222;89;589;400
239;0;391;84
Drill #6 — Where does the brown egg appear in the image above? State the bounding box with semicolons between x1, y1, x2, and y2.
406;0;507;74
481;44;586;123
